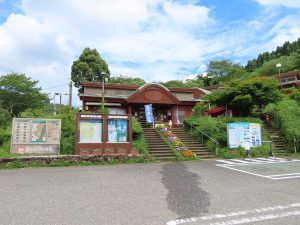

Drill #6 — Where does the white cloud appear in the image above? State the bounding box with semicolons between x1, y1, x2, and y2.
263;14;300;51
0;0;300;106
163;2;211;28
255;0;300;8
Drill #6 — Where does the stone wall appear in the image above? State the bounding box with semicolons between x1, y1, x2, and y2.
0;154;153;166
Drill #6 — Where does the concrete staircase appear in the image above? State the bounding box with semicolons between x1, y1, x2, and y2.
142;127;176;160
171;127;214;159
266;125;289;156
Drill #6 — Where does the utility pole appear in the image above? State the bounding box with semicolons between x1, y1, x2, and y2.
68;81;72;108
53;94;57;115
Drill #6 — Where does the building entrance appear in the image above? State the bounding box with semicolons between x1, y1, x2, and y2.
132;105;172;124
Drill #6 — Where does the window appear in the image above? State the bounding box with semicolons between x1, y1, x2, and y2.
177;110;185;124
79;119;102;143
108;119;128;142
108;108;127;115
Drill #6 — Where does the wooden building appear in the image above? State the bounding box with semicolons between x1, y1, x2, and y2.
79;82;210;126
274;71;300;88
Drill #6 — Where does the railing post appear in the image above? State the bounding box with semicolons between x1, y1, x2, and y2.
294;139;297;154
201;133;203;144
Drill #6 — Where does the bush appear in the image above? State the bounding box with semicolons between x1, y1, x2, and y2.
132;117;142;140
185;116;269;157
0;125;11;157
265;98;300;151
56;108;76;154
132;135;148;154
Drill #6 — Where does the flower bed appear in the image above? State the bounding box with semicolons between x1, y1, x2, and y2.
158;126;196;158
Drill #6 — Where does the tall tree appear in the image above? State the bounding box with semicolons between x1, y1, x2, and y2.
207;77;282;116
0;73;49;117
71;47;110;88
207;60;246;84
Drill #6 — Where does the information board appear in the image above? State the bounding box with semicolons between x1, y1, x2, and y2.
227;122;262;148
108;119;128;142
79;119;102;143
11;118;61;154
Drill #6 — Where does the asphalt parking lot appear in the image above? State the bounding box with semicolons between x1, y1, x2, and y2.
0;159;299;225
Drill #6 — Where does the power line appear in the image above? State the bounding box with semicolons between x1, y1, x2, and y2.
42;83;69;90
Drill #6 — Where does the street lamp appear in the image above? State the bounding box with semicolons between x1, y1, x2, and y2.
276;63;281;75
101;72;106;110
276;63;282;87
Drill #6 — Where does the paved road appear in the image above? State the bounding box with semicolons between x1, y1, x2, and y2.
0;160;300;225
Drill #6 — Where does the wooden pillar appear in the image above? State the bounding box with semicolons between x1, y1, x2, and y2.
171;106;175;128
127;105;132;115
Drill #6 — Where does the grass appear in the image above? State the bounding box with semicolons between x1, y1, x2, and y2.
132;134;149;155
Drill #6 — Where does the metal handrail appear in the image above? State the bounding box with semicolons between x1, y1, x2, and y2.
183;120;219;155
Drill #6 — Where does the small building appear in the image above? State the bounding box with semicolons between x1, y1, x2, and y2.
274;71;300;88
79;82;210;126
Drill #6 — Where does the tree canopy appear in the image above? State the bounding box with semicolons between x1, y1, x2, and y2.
109;75;146;85
207;60;246;83
206;77;282;116
0;72;49;117
71;47;110;88
245;37;300;72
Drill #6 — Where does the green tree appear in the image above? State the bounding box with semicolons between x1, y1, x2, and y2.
207;77;282;116
207;60;246;84
71;47;110;88
109;75;146;85
185;76;205;88
0;73;49;117
161;80;187;88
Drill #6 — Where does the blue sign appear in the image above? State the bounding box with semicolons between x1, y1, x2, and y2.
144;104;154;124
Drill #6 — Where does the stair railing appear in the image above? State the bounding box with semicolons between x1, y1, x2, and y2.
183;120;219;155
261;140;276;158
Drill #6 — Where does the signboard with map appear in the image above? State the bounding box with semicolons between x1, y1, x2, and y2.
11;118;61;154
79;119;102;143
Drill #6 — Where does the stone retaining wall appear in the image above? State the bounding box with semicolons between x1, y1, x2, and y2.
0;154;153;166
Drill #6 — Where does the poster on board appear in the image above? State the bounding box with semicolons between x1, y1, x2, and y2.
108;119;128;142
227;122;261;148
79;119;102;143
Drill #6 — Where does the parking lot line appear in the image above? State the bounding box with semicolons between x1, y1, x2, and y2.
216;159;300;180
166;202;300;225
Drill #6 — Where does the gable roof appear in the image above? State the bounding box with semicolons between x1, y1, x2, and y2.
126;83;180;104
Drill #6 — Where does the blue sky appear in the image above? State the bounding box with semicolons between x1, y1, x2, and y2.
0;0;300;105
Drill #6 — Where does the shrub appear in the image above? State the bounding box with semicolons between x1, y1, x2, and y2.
132;117;142;140
184;116;269;157
56;108;76;154
265;98;300;151
132;135;148;154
